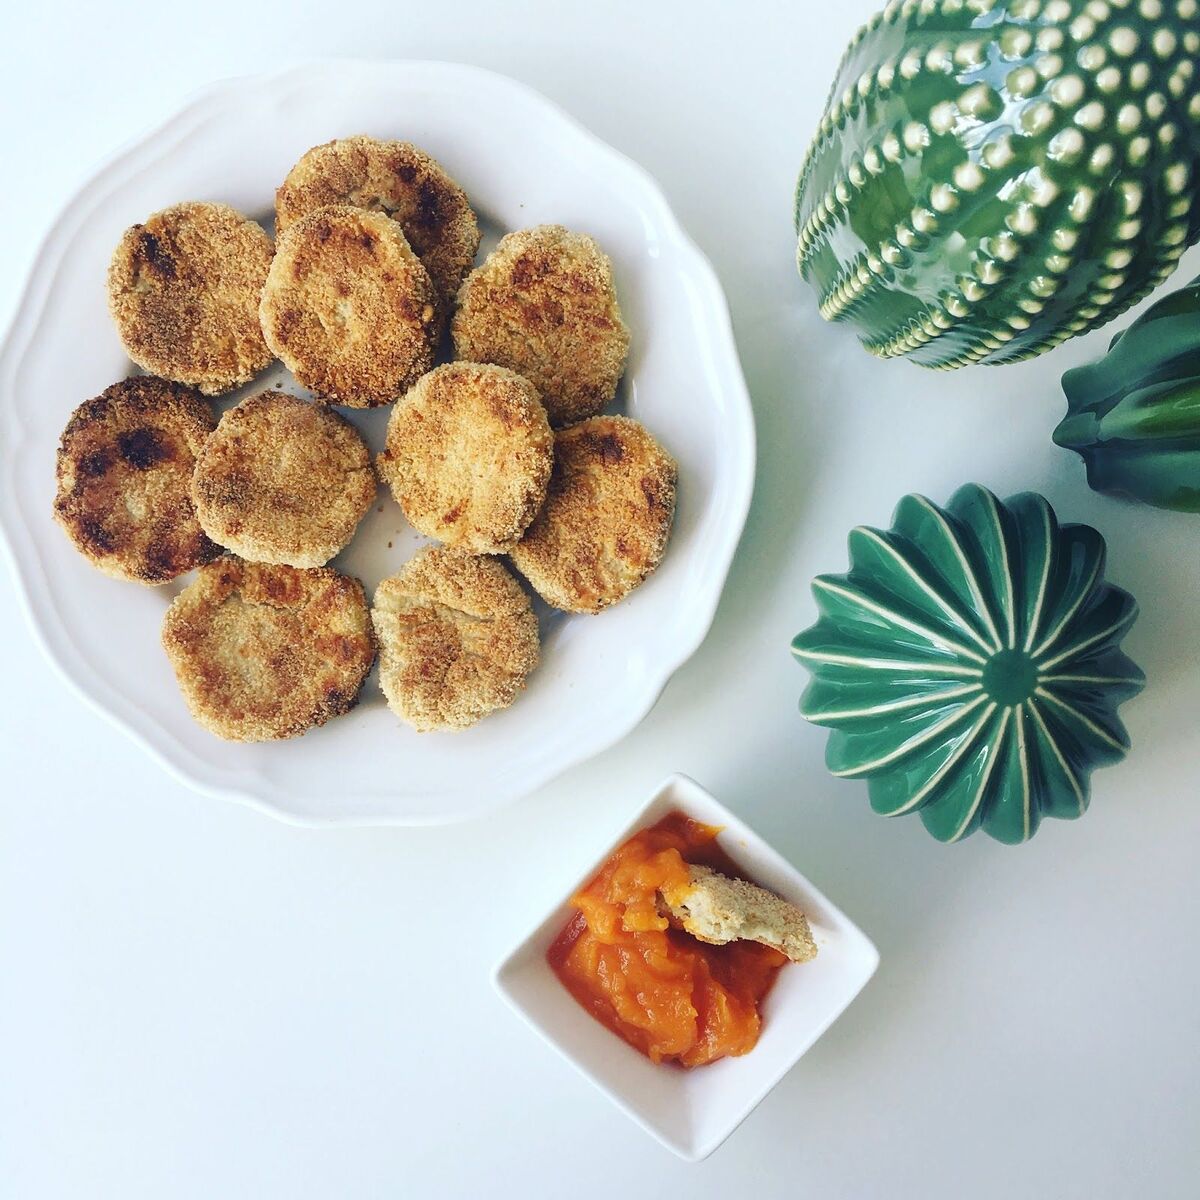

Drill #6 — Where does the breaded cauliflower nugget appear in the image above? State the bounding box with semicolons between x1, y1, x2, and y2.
259;205;437;408
377;363;553;554
53;376;219;584
371;547;539;732
161;557;374;742
107;202;274;395
191;392;375;568
451;225;630;427
275;136;480;314
510;415;676;614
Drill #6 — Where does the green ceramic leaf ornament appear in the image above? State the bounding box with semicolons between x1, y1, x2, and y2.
794;0;1200;369
1055;275;1200;511
792;485;1144;844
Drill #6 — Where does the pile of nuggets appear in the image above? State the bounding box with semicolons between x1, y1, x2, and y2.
53;136;677;740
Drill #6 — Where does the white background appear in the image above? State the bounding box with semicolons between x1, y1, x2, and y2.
2;1;1198;1196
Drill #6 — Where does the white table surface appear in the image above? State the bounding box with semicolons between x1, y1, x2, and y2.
2;2;1198;1196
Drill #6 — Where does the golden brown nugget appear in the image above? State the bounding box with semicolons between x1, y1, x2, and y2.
259;205;437;408
53;376;220;584
451;225;630;427
275;136;480;312
161;557;374;742
377;363;552;554
661;865;818;964
510;415;676;614
191;392;374;568
371;547;539;732
107;202;274;395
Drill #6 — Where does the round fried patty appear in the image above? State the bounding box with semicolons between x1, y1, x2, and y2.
509;415;676;613
161;557;375;742
371;547;539;732
275;136;479;313
259;204;438;408
451;224;630;427
378;363;553;554
107;201;275;395
192;392;375;567
53;376;219;584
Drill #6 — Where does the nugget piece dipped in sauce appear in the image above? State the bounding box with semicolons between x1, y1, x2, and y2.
662;865;817;964
548;812;816;1068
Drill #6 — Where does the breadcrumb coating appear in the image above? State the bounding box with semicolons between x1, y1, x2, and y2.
378;363;553;554
53;376;220;584
509;415;676;614
275;136;480;314
191;391;375;568
451;225;630;427
662;865;819;964
106;202;275;395
371;547;539;732
259;205;437;408
161;557;374;742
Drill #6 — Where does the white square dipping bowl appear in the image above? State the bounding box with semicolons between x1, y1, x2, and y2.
492;773;879;1161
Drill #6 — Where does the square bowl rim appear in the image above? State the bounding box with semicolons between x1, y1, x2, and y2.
492;771;880;1160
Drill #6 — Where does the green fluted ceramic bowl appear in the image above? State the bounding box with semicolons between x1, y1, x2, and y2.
1055;274;1200;512
792;485;1144;844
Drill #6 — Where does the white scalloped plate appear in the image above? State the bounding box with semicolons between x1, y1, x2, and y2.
0;62;755;826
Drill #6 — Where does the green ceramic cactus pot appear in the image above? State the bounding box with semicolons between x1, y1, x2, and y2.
794;0;1200;369
1055;274;1200;511
792;485;1144;844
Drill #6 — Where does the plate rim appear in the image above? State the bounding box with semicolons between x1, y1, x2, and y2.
0;59;757;827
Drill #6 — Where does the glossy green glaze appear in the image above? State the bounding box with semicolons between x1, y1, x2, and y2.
794;0;1200;369
1055;274;1200;511
792;485;1144;844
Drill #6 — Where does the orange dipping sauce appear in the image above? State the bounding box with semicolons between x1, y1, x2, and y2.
547;811;787;1068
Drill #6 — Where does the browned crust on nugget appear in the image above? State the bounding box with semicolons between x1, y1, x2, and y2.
275;136;480;313
377;363;553;554
451;225;630;427
260;205;438;408
53;376;220;584
161;557;375;741
371;547;539;732
509;415;676;614
662;865;818;964
107;202;275;395
191;392;375;568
